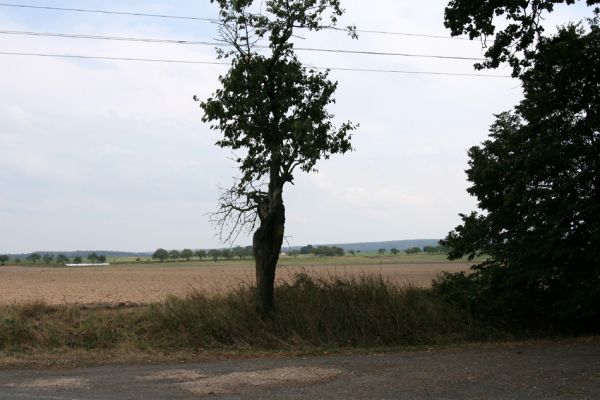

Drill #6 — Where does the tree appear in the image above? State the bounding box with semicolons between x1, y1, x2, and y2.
169;250;181;262
441;19;600;327
423;246;436;254
152;248;169;262
195;249;207;260
232;246;245;259
378;248;386;255
208;249;221;262
73;256;83;264
97;255;107;263
390;248;399;255
181;249;194;261
87;252;98;262
199;0;357;313
300;245;315;255
0;255;8;265
42;254;54;264
445;0;600;76
56;254;69;264
405;247;422;255
348;249;356;256
27;253;41;264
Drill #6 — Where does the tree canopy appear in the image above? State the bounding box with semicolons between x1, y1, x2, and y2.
441;19;600;328
445;0;600;75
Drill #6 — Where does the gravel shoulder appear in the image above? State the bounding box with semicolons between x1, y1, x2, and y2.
1;338;598;399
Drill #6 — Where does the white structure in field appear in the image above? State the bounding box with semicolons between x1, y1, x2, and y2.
65;263;110;267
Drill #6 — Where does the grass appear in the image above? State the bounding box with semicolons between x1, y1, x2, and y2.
0;273;497;357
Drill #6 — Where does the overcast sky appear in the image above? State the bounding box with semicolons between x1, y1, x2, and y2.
0;1;593;253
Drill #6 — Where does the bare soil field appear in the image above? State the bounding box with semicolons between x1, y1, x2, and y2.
0;260;471;305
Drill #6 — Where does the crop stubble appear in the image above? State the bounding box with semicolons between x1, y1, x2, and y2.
0;261;470;305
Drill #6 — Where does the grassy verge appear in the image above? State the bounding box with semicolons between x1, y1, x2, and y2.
0;273;504;359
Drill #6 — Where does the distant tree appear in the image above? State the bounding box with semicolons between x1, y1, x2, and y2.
390;248;399;255
195;249;207;260
348;249;355;256
221;249;233;260
73;256;83;264
97;255;107;263
0;255;9;266
14;258;21;264
169;250;180;262
27;253;41;264
208;249;220;261
232;246;245;260
42;254;54;264
181;249;194;261
378;248;386;255
423;246;437;254
87;252;98;262
300;245;315;255
152;248;169;262
244;246;254;258
55;254;69;264
136;257;141;262
289;249;300;258
405;247;422;254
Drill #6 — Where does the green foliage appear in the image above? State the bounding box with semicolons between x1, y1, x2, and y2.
168;250;180;261
208;249;221;262
442;21;600;330
390;248;399;255
26;253;41;264
0;255;8;266
405;247;423;255
378;248;386;255
445;0;600;76
152;249;169;262
194;249;207;260
181;249;194;261
73;256;83;264
87;252;98;262
55;254;69;264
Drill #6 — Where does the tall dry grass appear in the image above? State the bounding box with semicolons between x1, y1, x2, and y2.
0;274;494;353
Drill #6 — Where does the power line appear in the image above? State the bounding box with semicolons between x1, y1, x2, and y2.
0;30;485;61
0;51;511;78
0;2;217;21
0;2;471;40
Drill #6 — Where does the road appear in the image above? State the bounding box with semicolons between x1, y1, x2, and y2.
0;340;598;399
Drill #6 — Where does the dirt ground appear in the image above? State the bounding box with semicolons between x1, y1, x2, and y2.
0;261;470;305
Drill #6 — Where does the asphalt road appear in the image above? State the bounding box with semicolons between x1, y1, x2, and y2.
1;340;599;399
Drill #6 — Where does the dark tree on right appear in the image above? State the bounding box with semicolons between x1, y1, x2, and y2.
440;4;600;329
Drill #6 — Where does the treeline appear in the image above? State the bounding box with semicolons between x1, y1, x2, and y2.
298;245;345;257
151;246;255;262
0;252;108;265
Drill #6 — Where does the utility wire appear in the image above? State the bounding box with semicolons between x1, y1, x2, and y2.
0;2;472;40
0;2;217;21
0;51;511;78
0;30;485;61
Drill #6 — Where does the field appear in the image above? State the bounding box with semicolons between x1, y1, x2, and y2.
0;255;472;305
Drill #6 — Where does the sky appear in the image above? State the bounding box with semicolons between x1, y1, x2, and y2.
0;0;595;253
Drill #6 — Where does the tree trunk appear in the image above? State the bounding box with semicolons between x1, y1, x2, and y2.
253;187;285;315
